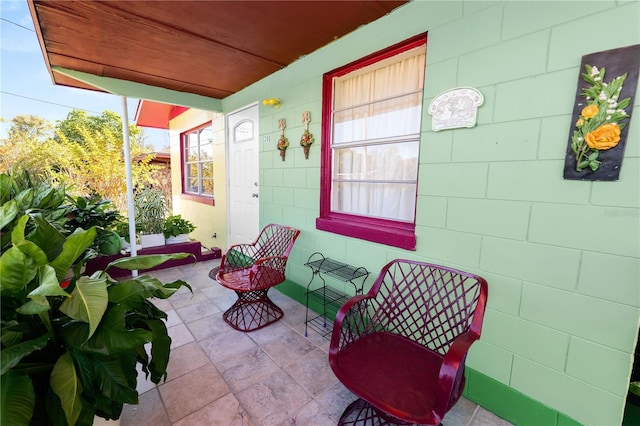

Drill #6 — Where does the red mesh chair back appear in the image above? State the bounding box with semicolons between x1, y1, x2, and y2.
222;224;298;272
329;259;488;425
215;224;300;331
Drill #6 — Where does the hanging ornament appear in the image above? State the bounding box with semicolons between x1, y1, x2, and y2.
300;111;314;159
277;118;289;161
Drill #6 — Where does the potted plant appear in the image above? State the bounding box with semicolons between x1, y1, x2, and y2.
114;220;142;252
0;213;194;426
64;194;123;256
133;186;167;248
163;215;196;244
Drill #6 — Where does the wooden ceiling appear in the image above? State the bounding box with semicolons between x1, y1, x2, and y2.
28;0;408;100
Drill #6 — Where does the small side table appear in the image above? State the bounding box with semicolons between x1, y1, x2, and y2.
304;252;369;339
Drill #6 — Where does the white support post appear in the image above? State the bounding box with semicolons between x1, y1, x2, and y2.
121;96;138;277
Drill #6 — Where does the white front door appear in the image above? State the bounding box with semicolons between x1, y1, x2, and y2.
226;104;259;246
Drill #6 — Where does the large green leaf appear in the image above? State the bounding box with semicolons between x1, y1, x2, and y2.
50;351;83;426
107;253;194;271
27;214;66;262
43;388;69;426
59;276;108;340
0;332;51;375
33;186;60;209
135;275;179;299
10;215;48;266
129;300;168;323
11;214;49;266
107;280;147;310
92;357;139;404
0;246;36;292
28;265;71;299
50;227;97;282
14;239;48;267
10;214;28;241
0;199;18;231
131;275;192;300
16;296;51;315
159;279;192;296
83;306;153;355
141;318;171;384
13;187;34;212
1;322;22;347
71;349;138;407
0;371;35;426
62;306;153;356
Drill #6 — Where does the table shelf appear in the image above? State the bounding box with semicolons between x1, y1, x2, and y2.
304;252;369;339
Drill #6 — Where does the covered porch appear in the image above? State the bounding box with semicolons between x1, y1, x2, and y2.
114;259;511;426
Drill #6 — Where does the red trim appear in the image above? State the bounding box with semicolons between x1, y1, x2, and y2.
318;33;426;251
317;215;416;250
180;121;214;198
329;33;427;78
181;193;214;206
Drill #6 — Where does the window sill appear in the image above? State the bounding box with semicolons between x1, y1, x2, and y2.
316;215;416;251
181;193;215;206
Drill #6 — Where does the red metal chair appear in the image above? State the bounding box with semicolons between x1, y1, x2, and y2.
329;259;488;425
215;224;300;331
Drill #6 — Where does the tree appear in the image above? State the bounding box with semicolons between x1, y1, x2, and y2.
53;110;157;212
0;115;61;180
56;130;156;211
7;114;53;141
55;110;141;146
1;110;159;213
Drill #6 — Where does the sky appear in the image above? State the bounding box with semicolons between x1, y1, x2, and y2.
0;0;170;150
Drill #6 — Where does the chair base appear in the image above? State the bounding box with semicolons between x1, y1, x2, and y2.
339;398;439;426
222;289;283;332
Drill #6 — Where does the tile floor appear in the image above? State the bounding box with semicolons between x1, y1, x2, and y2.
115;259;513;426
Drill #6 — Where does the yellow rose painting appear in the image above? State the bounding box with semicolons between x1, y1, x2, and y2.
569;64;631;173
581;104;599;119
585;123;621;150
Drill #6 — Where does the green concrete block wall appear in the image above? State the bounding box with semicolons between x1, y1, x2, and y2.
222;1;640;424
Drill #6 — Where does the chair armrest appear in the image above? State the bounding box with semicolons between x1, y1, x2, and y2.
252;255;286;269
436;331;480;414
329;294;374;357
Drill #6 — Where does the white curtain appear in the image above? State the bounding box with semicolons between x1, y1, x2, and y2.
332;46;425;222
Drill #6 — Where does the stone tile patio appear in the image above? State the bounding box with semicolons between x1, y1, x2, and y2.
113;259;512;426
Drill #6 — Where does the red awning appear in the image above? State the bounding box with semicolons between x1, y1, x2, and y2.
134;100;188;129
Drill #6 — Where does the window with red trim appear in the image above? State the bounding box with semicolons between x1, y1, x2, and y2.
181;123;214;202
317;34;427;250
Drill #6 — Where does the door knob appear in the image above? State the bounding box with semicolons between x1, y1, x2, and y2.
252;193;259;198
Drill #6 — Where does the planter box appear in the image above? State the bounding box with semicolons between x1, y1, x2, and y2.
166;234;189;244
85;241;222;278
140;233;165;248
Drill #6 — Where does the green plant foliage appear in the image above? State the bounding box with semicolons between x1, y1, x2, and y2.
163;215;196;239
133;186;168;235
1;111;158;214
64;194;124;255
0;169;69;252
0;371;35;425
0;210;194;425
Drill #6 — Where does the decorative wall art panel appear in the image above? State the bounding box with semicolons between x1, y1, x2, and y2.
563;44;640;181
428;87;483;131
